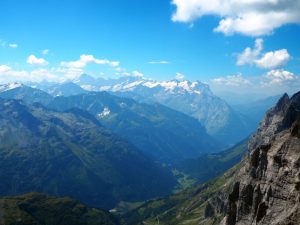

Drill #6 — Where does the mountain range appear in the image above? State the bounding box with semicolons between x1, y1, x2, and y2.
31;81;88;97
0;78;294;224
0;98;176;209
0;83;218;163
30;74;258;145
0;78;298;225
48;91;218;163
74;75;256;145
22;75;283;146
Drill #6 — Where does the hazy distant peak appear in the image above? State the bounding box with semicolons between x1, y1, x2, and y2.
73;73;96;85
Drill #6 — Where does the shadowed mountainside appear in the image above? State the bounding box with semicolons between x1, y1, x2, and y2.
0;98;176;209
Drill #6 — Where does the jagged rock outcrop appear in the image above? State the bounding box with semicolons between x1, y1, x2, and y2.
223;91;300;225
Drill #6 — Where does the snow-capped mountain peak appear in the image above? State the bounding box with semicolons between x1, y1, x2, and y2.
72;74;211;96
97;107;111;118
141;79;211;95
0;82;24;93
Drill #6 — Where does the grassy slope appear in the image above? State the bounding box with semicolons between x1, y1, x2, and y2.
121;162;243;225
1;193;119;225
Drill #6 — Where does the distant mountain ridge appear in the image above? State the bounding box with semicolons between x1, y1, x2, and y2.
0;83;218;164
32;81;88;97
14;74;265;145
0;98;176;209
233;94;282;127
48;91;218;163
70;74;256;145
24;75;256;145
0;82;53;104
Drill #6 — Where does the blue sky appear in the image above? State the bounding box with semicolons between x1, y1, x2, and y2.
0;0;300;97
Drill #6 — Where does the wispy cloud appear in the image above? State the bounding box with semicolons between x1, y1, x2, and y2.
42;49;49;55
148;61;170;64
212;74;251;87
210;70;300;98
8;43;18;48
0;40;6;47
175;72;185;80
0;39;18;48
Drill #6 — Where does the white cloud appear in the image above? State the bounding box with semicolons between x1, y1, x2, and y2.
115;67;123;72
148;61;170;64
122;72;131;76
0;40;18;48
110;61;120;67
42;49;49;55
132;70;144;77
0;65;11;73
8;43;18;48
171;0;300;36
27;54;48;66
210;70;300;101
237;38;263;66
61;54;119;69
264;69;295;85
121;70;145;78
255;49;290;69
60;54;120;79
237;39;290;69
175;72;185;80
56;66;84;80
61;60;85;69
0;65;62;84
212;74;251;87
30;68;62;82
80;54;97;63
0;55;142;83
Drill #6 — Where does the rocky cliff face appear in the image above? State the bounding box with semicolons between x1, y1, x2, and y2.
223;91;300;225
